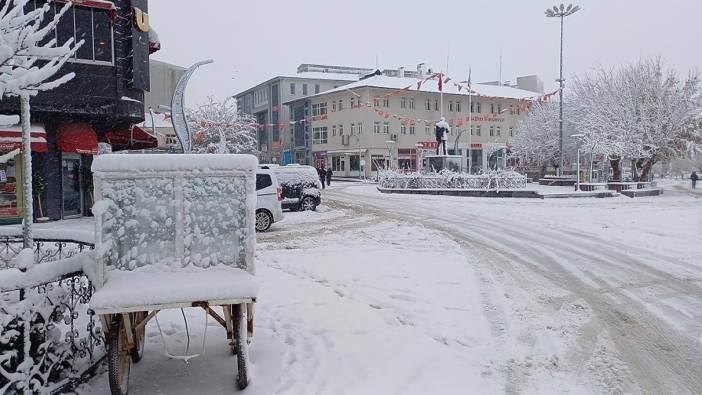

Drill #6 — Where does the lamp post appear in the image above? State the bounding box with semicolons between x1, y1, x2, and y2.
545;3;580;176
570;133;584;191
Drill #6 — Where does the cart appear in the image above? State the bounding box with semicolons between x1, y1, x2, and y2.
89;154;259;394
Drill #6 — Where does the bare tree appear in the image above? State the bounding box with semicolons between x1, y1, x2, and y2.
188;97;258;155
1;0;81;247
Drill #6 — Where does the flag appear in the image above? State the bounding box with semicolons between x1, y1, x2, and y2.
438;73;443;92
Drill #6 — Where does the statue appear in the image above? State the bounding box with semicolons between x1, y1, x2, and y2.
435;117;450;155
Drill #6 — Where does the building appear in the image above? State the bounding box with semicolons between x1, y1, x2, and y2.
138;60;186;151
285;69;545;177
0;0;158;223
234;64;374;165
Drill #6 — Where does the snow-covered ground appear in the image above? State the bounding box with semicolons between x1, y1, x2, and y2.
76;180;702;394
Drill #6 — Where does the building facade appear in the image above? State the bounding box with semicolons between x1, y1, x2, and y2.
286;73;544;177
234;64;377;165
0;0;157;223
139;59;186;151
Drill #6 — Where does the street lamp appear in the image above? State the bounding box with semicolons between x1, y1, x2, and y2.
570;133;584;191
545;3;580;176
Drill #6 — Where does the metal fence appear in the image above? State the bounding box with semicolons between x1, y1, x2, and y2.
378;171;528;190
0;236;102;394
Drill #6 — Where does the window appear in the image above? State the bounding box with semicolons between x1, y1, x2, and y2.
358;122;363;135
290;83;296;95
311;102;327;116
315;84;320;94
409;98;415;109
256;174;272;190
350;123;355;135
48;5;114;64
332;125;337;136
383;122;390;134
303;84;308;95
456;101;461;112
470;125;474;136
490;103;495;113
339;124;344;135
313;127;328;144
401;97;407;109
425;99;431;111
476;102;481;113
410;125;416;135
401;125;407;134
434;99;439;111
476;125;481;136
496;126;501;137
338;100;343;111
425;126;430;135
509;127;514;137
470;100;475;113
383;98;389;107
497;104;502;114
374;98;380;107
490;126;495;137
351;97;355;108
449;101;454;112
374;122;380;134
332;101;336;112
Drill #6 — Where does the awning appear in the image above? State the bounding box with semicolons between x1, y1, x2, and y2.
55;0;116;11
0;124;48;152
325;149;368;155
105;126;158;150
57;122;98;155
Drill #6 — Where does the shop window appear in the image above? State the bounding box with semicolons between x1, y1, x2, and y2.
0;155;20;223
43;3;114;64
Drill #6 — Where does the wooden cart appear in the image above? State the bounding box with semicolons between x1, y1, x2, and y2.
89;154;259;394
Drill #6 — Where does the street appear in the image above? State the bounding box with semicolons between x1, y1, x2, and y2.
78;181;702;394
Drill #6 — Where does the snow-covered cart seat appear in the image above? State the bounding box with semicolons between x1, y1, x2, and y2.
89;154;258;314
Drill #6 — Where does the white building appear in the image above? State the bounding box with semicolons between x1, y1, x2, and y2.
285;70;545;177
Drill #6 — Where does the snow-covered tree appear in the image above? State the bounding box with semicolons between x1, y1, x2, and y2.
570;58;702;181
1;0;81;246
188;97;258;155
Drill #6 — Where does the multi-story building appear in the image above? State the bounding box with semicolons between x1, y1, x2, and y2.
0;0;158;222
138;60;186;151
286;71;544;177
234;64;376;164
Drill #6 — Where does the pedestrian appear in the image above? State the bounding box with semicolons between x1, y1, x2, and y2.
317;166;326;189
326;167;333;187
691;171;698;189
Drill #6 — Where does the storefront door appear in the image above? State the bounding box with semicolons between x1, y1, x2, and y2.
62;154;82;218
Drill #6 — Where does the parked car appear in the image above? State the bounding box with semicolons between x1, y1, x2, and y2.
273;165;322;211
255;169;284;231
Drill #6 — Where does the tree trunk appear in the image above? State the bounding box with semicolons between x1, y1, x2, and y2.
610;158;621;181
639;157;656;182
21;94;33;249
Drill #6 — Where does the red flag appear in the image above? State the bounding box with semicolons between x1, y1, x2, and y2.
438;73;443;92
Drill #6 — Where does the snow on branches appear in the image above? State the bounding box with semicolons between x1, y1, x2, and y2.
510;102;576;169
188;97;258;155
570;58;701;180
0;0;82;98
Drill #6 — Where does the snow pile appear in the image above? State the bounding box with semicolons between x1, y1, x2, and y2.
92;153;258;173
0;251;94;292
274;166;322;201
378;169;528;190
0;115;18;126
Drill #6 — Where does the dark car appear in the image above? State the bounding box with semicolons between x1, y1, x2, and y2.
272;165;322;211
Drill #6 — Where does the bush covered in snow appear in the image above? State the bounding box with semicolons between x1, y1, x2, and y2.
188;97;258;155
378;169;527;190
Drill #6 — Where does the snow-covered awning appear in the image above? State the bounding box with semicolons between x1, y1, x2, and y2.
0;124;48;153
104;126;158;150
54;0;116;10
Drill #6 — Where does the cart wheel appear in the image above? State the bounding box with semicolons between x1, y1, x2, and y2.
233;303;250;390
131;311;147;363
108;316;131;395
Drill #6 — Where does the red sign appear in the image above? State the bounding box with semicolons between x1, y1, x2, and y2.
416;141;438;149
470;143;482;149
271;141;281;150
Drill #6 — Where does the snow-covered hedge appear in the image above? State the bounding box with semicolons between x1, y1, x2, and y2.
378;170;528;190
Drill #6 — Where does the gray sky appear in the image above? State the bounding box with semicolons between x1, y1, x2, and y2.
149;0;701;105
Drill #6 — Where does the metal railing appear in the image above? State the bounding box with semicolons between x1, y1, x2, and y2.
0;236;102;394
378;170;528;191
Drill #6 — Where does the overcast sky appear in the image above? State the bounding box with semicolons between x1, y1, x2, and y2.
149;0;701;106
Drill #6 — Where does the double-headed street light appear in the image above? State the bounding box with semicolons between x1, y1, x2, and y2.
545;3;580;176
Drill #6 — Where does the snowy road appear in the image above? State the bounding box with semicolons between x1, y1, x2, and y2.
78;182;702;394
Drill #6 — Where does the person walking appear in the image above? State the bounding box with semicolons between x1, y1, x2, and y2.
691;171;698;189
326;167;333;187
317;166;326;189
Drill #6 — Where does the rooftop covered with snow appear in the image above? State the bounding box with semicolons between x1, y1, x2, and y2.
91;153;258;173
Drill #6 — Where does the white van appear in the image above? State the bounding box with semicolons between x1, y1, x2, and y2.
256;169;284;231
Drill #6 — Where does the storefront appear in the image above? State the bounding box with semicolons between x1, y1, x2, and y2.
0;124;48;224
